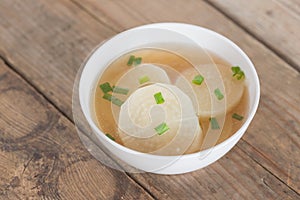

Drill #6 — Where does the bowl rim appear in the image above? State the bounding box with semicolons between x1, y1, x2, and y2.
79;22;260;159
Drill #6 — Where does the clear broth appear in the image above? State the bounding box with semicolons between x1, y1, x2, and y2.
93;47;249;152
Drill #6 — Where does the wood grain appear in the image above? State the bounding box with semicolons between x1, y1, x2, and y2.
130;147;300;199
70;0;300;194
0;0;115;118
206;0;300;71
276;0;300;17
0;0;299;199
0;60;153;199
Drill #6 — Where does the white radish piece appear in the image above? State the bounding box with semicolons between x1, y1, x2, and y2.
110;63;171;125
175;64;244;118
118;83;202;155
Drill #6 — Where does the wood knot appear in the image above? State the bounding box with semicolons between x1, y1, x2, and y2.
10;176;20;188
266;10;273;16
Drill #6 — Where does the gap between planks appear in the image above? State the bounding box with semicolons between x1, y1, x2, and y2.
63;0;300;195
0;55;157;200
0;0;298;196
0;54;70;122
204;0;300;73
70;0;120;33
2;49;298;197
1;0;298;197
238;139;300;195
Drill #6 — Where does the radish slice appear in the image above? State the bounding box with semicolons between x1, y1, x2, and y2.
111;63;171;125
118;83;202;155
175;64;244;118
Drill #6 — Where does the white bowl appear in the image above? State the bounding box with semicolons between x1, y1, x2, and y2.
79;23;260;174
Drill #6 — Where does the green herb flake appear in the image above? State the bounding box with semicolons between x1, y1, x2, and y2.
155;122;169;135
231;66;245;80
127;55;142;66
154;92;165;104
106;133;115;141
102;94;124;106
232;113;244;121
139;75;150;84
100;82;113;93
127;55;135;66
210;117;220;130
111;97;124;107
192;74;204;85
133;57;142;66
102;93;112;101
113;86;129;95
214;88;224;100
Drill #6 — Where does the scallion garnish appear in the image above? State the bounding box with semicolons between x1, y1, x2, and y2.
154;92;165;104
102;94;124;106
127;55;142;66
231;66;245;80
139;75;150;84
127;55;135;66
102;93;112;101
155;122;169;135
113;86;129;95
134;57;142;66
111;97;124;106
214;88;224;100
100;82;113;93
232;113;244;121
192;74;204;85
106;133;115;141
210;117;220;129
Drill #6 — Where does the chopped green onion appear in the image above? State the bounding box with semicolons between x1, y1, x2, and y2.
102;94;124;106
111;97;124;106
154;92;165;104
100;82;113;93
214;88;224;100
231;66;240;74
102;93;112;101
192;74;204;85
155;122;169;135
139;75;150;84
232;113;244;121
133;57;142;66
127;55;142;66
210;117;220;129
231;66;245;80
113;86;129;95
106;133;115;141
127;55;135;66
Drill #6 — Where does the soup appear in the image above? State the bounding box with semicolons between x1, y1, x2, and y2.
93;45;248;156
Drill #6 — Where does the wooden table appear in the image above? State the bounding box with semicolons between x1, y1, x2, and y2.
0;0;299;199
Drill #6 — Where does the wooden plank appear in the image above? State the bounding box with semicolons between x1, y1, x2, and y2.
68;0;300;194
206;0;300;71
0;0;299;198
0;60;153;199
0;0;115;118
276;0;300;17
130;146;300;199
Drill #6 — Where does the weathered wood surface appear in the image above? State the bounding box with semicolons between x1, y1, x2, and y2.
0;0;299;199
0;60;153;199
0;0;115;118
56;0;300;195
206;0;300;71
